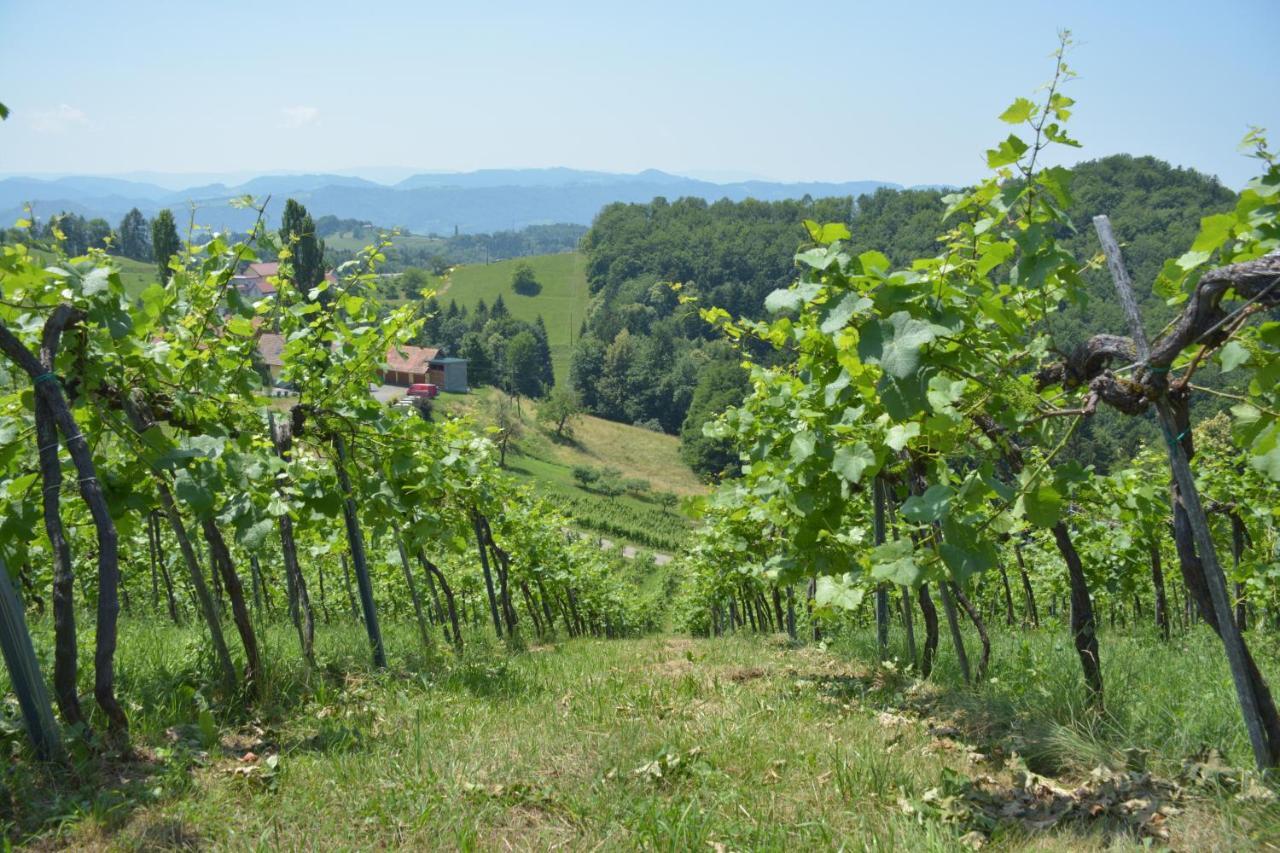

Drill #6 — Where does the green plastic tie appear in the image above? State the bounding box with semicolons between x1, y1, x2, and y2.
32;372;58;386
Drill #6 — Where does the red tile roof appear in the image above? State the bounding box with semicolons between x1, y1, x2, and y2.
385;344;440;373
246;261;280;278
254;334;441;375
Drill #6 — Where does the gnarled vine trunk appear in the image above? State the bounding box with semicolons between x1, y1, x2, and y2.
917;584;939;679
1150;540;1170;640
471;510;503;637
268;413;315;665
418;551;463;653
0;309;127;736
201;518;261;696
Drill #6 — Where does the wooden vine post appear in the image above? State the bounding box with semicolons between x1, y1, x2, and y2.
872;476;890;659
333;432;387;668
0;555;63;761
1093;215;1272;769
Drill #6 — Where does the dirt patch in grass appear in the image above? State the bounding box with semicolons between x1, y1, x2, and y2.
660;637;696;656
726;666;767;683
648;658;694;679
114;815;205;851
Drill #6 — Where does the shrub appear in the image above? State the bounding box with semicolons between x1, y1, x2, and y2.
596;477;625;498
621;478;650;496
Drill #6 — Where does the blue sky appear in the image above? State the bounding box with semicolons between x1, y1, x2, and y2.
1;0;1277;187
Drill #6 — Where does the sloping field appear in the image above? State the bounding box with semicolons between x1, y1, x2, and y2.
438;252;589;385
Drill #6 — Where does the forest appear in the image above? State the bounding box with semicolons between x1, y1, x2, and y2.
0;35;1279;850
570;153;1241;478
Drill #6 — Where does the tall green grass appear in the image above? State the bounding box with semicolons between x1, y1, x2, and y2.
2;616;1276;849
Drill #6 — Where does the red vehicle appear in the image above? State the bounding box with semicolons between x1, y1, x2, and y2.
407;383;439;399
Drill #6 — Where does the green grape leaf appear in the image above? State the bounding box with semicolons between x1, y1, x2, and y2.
885;421;920;452
1190;213;1236;254
857;250;891;274
901;484;953;523
820;293;870;335
926;375;967;412
879;371;931;420
790;430;817;463
764;281;822;313
876;311;941;379
833;443;875;484
174;470;215;517
940;517;997;584
986;134;1028;168
868;539;924;587
815;575;865;611
1217;341;1250;372
1018;479;1062;528
804;220;851;245
239;518;275;549
998;97;1036;124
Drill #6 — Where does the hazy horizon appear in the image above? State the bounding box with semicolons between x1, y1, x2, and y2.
2;1;1278;189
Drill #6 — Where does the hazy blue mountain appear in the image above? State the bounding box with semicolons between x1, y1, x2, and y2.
1;168;902;235
0;176;172;210
396;167;692;190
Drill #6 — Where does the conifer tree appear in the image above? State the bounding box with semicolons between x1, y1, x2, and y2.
118;208;151;261
279;199;326;303
151;209;181;283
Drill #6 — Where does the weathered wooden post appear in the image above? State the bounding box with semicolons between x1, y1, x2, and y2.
0;557;63;761
1093;214;1272;769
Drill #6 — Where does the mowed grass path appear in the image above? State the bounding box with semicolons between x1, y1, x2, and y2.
438;253;589;385
26;626;1276;851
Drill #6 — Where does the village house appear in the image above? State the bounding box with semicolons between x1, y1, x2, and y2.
242;266;467;392
255;333;469;393
233;261;338;301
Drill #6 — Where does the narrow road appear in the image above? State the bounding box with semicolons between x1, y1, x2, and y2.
596;537;673;565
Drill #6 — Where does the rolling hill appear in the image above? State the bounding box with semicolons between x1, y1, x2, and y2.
2;168;899;235
435;252;590;385
430;387;706;553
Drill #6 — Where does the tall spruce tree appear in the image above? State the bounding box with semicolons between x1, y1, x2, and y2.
279;199;327;303
532;315;554;390
151;209;181;283
118;208;151;261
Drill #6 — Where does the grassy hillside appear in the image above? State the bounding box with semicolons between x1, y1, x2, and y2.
115;255;156;297
14;627;1273;850
323;229;446;254
433;388;705;552
28;249;157;298
438;252;589;385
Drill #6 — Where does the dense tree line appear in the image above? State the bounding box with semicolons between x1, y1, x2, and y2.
417;294;554;398
0;206;156;261
325;223;586;274
570;197;849;469
572;156;1241;476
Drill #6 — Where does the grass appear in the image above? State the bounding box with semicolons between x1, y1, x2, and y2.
430;387;706;552
26;249;157;299
831;617;1280;777
5;618;1276;850
436;253;589;385
322;231;447;254
112;256;156;298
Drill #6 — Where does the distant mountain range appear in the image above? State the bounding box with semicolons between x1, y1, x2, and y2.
0;168;918;235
